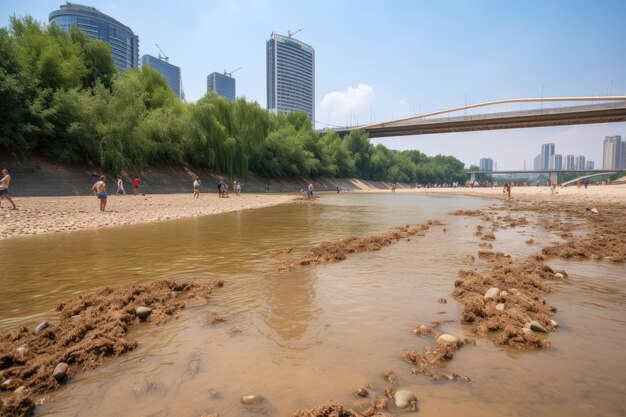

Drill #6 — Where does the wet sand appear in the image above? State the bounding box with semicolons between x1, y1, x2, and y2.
0;193;296;240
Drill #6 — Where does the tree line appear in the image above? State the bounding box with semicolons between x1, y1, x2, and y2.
0;16;468;184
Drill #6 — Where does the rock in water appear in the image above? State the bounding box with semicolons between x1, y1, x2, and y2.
530;320;548;333
484;287;500;300
34;321;49;334
554;273;564;279
550;319;559;327
53;363;69;381
355;388;369;398
394;390;418;410
136;307;152;320
495;303;505;311
240;395;265;406
437;334;459;344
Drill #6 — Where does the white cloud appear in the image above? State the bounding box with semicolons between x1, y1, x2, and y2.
319;84;374;127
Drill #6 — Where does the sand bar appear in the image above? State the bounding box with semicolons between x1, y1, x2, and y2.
0;193;296;240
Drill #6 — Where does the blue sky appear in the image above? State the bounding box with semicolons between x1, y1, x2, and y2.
2;0;626;169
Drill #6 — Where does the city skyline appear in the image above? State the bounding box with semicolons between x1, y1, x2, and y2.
3;0;625;169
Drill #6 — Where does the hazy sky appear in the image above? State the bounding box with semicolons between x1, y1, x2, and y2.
2;0;625;169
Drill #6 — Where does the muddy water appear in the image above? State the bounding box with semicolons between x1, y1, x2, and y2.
1;193;625;416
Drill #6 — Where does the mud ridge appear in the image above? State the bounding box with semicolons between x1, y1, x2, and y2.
0;279;223;416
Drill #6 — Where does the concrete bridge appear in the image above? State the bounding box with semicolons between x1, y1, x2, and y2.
318;97;626;138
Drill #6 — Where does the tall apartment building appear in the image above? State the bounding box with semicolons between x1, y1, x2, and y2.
540;143;555;170
565;155;576;170
207;72;236;100
602;135;623;169
549;154;563;170
533;154;542;171
49;2;139;72
141;55;182;99
479;158;494;171
266;33;315;120
586;161;595;170
575;155;586;171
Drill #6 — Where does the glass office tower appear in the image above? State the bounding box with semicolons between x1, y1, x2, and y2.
49;2;139;72
142;55;182;99
266;33;315;120
207;72;236;100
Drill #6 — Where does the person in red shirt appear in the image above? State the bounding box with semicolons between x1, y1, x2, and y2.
133;177;141;195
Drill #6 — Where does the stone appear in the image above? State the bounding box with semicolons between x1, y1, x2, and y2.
240;395;265;406
550;319;559;327
530;320;548;333
394;390;418;410
53;362;69;381
437;334;459;344
34;321;49;334
355;388;369;398
522;327;532;334
591;208;598;214
136;307;152;320
500;291;509;296
1;379;12;390
14;386;29;396
15;346;27;356
495;303;505;311
554;273;564;279
484;287;500;300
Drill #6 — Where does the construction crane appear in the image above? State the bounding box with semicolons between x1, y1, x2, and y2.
287;28;303;38
224;67;242;77
155;43;169;62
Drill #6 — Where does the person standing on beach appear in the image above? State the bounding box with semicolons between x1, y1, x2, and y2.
235;180;241;197
133;177;141;195
0;168;17;210
92;176;108;211
116;177;125;195
193;178;201;198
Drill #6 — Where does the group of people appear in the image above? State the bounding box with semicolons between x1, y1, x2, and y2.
216;179;242;198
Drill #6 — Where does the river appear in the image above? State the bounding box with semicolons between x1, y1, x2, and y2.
1;193;625;416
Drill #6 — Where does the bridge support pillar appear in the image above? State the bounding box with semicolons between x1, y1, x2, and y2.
470;173;476;182
549;171;558;186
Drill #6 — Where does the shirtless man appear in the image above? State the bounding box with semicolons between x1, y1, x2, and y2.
0;168;17;209
92;176;107;211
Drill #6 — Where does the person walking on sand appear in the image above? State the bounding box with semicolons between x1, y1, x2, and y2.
92;176;108;211
116;176;125;195
235;180;241;197
193;178;201;198
133;177;141;195
0;168;17;210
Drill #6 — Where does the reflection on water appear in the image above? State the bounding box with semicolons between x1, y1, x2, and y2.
1;193;625;417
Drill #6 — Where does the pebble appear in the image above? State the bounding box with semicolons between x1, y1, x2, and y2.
495;303;505;311
437;334;459;344
500;291;509;296
394;390;418;410
14;386;29;396
240;394;265;406
355;388;369;398
590;208;598;214
34;321;49;334
550;319;559;327
53;363;69;381
554;273;564;279
484;287;500;300
1;379;12;390
136;306;152;320
530;320;548;333
15;346;27;356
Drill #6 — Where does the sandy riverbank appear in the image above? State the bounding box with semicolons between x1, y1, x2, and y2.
0;193;296;240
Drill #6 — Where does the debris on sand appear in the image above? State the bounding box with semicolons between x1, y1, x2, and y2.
450;209;483;216
480;231;496;241
290;401;389;417
279;221;444;272
0;279;223;411
0;395;35;417
452;258;556;349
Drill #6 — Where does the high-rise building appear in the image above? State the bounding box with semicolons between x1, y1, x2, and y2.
565;155;576;170
549;154;563;170
49;2;139;72
575;155;586;171
533;154;542;171
479;158;494;171
603;135;622;169
540;143;555;170
141;55;182;99
586;161;595;170
207;72;236;100
266;33;315;120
